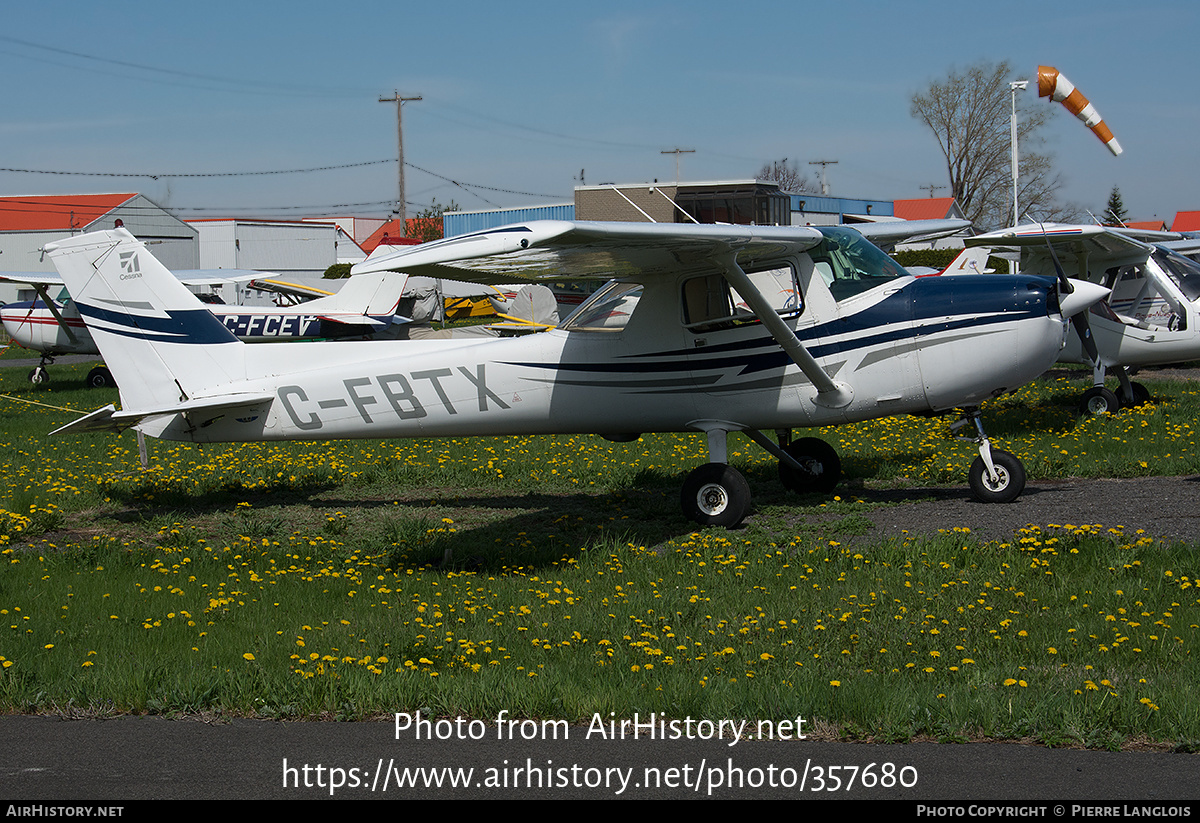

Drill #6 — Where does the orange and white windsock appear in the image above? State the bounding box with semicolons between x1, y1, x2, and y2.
1037;65;1122;155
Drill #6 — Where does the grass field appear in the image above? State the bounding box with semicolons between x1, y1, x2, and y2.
0;357;1197;750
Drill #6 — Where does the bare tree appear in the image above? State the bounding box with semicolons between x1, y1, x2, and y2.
911;60;1064;229
756;158;816;194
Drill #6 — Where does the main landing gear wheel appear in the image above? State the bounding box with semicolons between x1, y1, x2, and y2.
86;366;117;389
1130;382;1151;406
1078;386;1119;416
778;437;842;494
968;449;1025;504
28;366;48;385
681;463;750;528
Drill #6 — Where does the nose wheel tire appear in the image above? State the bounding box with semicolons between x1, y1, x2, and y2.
28;366;49;384
778;437;841;494
968;449;1025;504
681;463;750;528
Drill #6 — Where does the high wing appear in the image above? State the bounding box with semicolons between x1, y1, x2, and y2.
172;270;267;287
351;220;826;284
250;277;335;302
1159;238;1200;256
966;223;1154;274
851;218;972;248
0;269;265;289
0;272;69;287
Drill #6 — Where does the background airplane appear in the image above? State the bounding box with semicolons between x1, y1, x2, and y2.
960;223;1200;414
0;269;410;386
48;224;1104;527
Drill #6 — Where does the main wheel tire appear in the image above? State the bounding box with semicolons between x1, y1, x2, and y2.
968;449;1026;504
86;366;117;389
1130;381;1151;406
778;437;842;494
681;463;751;528
28;367;48;385
1078;386;1119;416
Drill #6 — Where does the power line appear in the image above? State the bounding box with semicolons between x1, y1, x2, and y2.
0;35;371;98
405;162;562;200
0;159;394;179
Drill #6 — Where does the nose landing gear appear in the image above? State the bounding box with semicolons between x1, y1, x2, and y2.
952;407;1026;504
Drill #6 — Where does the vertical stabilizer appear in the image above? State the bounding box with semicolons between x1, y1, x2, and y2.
45;229;246;410
939;246;995;276
317;270;408;317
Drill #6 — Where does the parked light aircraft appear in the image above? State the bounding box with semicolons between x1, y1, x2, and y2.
960;223;1200;414
0;269;408;387
46;223;1106;527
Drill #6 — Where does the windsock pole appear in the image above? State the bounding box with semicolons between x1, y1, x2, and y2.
1037;66;1123;155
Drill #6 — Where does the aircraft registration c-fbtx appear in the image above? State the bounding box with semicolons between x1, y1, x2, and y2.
45;221;1106;527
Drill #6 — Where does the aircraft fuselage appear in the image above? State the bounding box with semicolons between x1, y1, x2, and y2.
137;270;1066;444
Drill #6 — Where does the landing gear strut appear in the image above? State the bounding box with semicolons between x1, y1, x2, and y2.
952;408;1025;504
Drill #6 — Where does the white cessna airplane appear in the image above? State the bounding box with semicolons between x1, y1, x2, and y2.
961;223;1200;414
0;268;408;386
47;223;1105;527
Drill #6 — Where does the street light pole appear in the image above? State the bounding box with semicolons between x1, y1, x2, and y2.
1009;80;1028;229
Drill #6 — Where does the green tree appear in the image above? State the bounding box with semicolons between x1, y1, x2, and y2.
1103;186;1129;226
407;198;459;243
911;60;1068;229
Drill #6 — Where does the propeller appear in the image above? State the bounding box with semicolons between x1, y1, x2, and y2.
1038;227;1104;367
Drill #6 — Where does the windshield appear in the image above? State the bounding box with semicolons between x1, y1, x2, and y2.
812;227;909;302
1153;248;1200;302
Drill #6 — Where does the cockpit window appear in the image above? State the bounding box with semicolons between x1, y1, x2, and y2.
681;264;800;332
1107;260;1187;331
812;227;909;302
1153;248;1200;302
561;281;643;332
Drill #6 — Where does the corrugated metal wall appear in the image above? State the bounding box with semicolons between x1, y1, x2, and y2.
193;221;339;274
444;204;575;237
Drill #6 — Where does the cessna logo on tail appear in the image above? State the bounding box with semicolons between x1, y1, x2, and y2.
118;251;142;280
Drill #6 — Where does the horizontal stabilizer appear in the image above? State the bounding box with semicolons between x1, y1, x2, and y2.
51;392;275;436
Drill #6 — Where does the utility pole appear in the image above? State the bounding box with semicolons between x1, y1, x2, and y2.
808;160;838;196
661;147;694;182
379;91;422;236
920;183;946;198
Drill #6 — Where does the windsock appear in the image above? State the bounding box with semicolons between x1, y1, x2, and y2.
1037;65;1122;155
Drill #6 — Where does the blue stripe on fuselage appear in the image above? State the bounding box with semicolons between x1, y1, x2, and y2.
508;275;1055;378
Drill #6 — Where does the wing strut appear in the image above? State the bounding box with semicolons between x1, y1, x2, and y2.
715;251;853;409
33;284;78;344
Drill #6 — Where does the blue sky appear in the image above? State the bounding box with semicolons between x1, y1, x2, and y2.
2;0;1197;226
